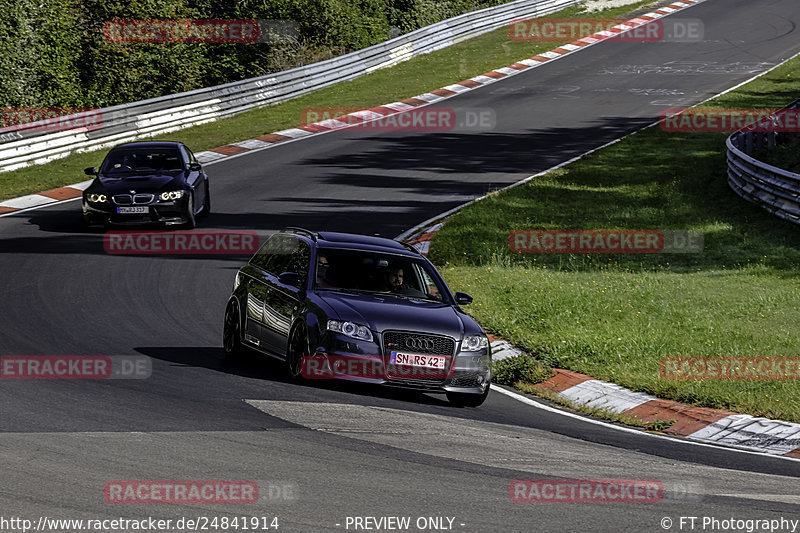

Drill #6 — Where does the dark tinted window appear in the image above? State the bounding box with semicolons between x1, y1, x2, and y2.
314;248;445;301
101;147;183;174
251;235;310;278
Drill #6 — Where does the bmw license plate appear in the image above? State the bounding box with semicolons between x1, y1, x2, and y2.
116;206;149;214
390;352;446;369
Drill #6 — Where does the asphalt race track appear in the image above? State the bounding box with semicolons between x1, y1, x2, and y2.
2;0;800;531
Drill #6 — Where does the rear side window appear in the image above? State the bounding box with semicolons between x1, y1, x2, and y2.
251;235;309;278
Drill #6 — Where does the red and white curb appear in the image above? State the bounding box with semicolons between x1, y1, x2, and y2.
0;0;704;218
528;362;800;458
405;218;800;458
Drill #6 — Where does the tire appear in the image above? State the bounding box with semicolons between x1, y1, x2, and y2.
223;301;244;361
184;192;197;229
285;322;309;381
199;180;211;218
447;386;490;407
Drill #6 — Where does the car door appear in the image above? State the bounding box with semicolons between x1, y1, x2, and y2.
241;239;277;348
261;236;311;354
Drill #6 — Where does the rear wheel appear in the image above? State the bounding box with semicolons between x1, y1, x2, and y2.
285;322;309;380
447;386;490;407
223;302;244;361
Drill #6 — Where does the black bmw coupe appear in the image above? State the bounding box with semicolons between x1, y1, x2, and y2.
223;228;492;407
82;141;210;228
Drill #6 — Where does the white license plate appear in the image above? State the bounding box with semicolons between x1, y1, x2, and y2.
391;352;446;369
117;206;149;214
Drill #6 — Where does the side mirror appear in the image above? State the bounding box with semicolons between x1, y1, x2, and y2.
278;272;302;288
84;167;98;176
187;162;202;171
454;292;473;305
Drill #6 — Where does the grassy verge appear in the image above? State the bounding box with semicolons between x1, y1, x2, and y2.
0;0;660;201
754;134;800;174
433;54;800;423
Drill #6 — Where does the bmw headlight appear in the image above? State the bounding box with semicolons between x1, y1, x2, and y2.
87;193;107;203
159;191;185;201
461;335;488;352
328;320;373;342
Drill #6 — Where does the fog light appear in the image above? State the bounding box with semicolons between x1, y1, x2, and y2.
476;375;485;384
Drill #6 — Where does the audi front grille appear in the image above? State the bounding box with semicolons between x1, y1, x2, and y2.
383;331;455;382
383;331;455;356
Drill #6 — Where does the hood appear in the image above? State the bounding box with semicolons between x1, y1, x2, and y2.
318;291;472;338
96;173;183;194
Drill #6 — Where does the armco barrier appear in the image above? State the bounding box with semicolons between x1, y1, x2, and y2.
0;0;583;173
726;101;800;225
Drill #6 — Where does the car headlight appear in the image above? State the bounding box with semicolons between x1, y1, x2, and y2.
461;335;488;352
328;320;373;342
87;193;107;203
159;191;185;201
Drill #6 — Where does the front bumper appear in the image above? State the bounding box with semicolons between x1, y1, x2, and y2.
83;198;190;226
307;334;491;394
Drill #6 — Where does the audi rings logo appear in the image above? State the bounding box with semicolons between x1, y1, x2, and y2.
404;337;435;351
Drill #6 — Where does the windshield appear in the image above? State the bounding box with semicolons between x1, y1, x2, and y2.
315;248;448;302
100;147;183;175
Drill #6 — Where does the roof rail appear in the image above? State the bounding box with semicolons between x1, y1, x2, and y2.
284;227;317;241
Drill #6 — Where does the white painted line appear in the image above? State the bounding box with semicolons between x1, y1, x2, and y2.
579;37;600;44
195;151;228;163
494;67;520;76
274;128;315;139
540;51;562;59
0;194;57;210
441;84;472;93
349;110;385;121
558;380;656;414
687;414;800;456
231;139;272;150
470;75;497;84
559;44;581;51
71;180;94;191
518;59;542;67
413;93;445;103
383;102;415;111
312;118;350;130
491;385;800;462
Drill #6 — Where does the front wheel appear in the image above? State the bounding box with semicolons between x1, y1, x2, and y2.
184;192;197;229
447;386;490;407
223;302;244;361
285;322;309;381
199;181;211;218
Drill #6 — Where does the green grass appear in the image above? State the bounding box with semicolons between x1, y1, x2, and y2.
754;134;800;174
432;55;800;423
0;0;659;201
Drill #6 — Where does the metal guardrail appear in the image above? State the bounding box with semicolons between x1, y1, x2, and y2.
0;0;582;173
726;101;800;225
